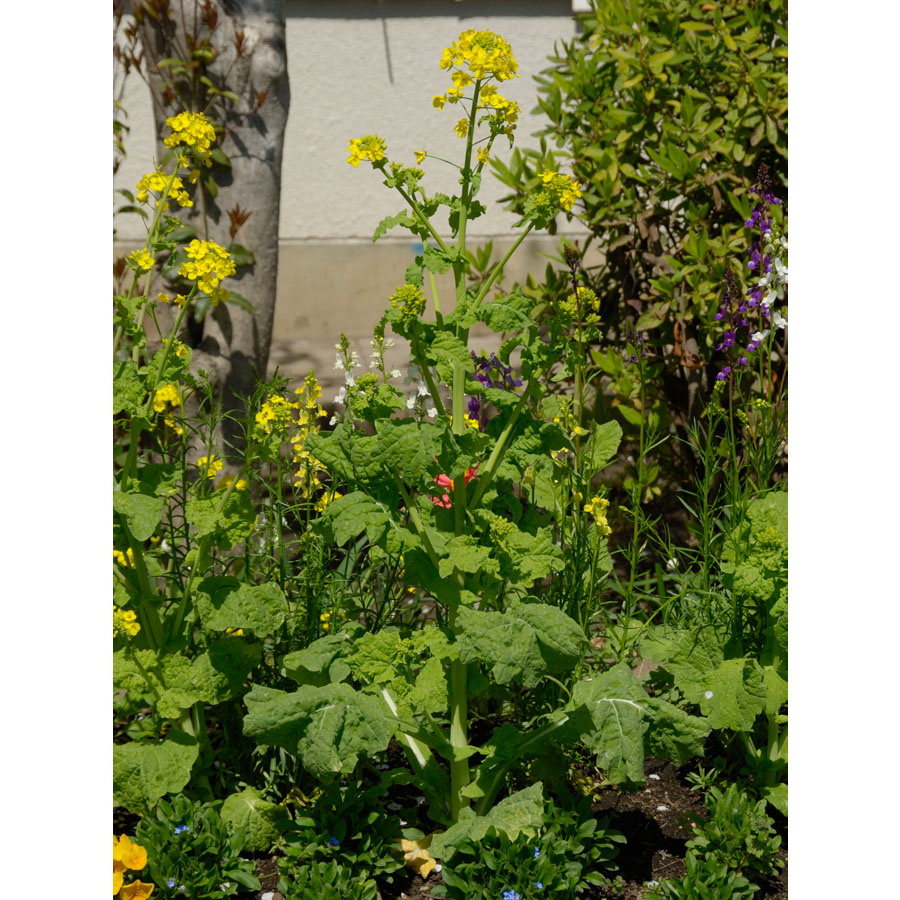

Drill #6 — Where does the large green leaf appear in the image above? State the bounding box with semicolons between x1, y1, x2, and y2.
644;695;711;765
194;578;288;636
113;732;198;812
429;782;545;861
114;490;163;542
321;491;393;546
220;788;290;852
569;663;650;784
242;682;394;777
185;491;257;549
699;658;768;732
373;419;444;485
587;420;623;473
427;332;474;384
456;601;585;688
113;360;146;415
281;630;361;686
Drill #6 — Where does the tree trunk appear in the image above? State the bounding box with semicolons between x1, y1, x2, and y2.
134;0;289;459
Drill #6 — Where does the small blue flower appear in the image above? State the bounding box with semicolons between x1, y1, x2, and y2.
533;847;540;858
502;891;521;900
174;824;189;834
328;835;341;847
167;878;176;888
535;883;543;891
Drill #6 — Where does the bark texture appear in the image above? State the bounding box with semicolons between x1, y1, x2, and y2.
134;0;289;458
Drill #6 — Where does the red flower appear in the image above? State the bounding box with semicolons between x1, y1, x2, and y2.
432;466;478;508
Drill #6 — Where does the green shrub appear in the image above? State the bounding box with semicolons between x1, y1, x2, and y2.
493;0;787;431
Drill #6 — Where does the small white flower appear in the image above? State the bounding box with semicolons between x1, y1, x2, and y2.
648;773;661;781
335;386;347;405
407;395;416;410
334;353;345;370
427;407;438;418
417;381;430;397
666;558;677;572
345;372;356;387
350;351;361;368
434;864;443;873
773;258;788;282
390;368;402;379
704;690;714;699
762;289;777;309
400;819;407;826
780;236;788;250
773;310;787;330
329;415;337;426
750;329;770;343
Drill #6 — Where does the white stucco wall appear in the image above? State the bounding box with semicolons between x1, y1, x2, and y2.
114;0;584;242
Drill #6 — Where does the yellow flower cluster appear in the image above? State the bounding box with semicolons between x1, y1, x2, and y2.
255;394;296;436
164;110;216;163
129;249;156;273
179;239;236;303
583;496;612;535
152;383;181;414
197;455;223;480
320;611;332;632
537;169;582;212
440;29;519;82
114;547;135;568
346;134;387;168
136;169;193;207
114;834;154;897
558;285;600;323
291;371;329;497
476;83;521;136
216;474;247;492
113;605;141;638
315;488;342;513
389;283;427;324
432;30;521;137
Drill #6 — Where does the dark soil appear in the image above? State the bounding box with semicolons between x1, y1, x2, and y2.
235;757;787;900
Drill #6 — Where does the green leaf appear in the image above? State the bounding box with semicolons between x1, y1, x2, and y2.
430;782;545;861
438;535;498;579
281;630;361;686
427;332;474;384
220;788;290;852
227;243;255;267
373;419;444;485
569;664;650;784
680;21;715;31
114;360;146;415
373;210;418;242
185;490;257;549
761;782;788;817
700;658;768;731
763;665;788;716
242;682;394;777
113;732;199;812
644;695;711;765
226;291;255;314
322;491;393;546
137;463;180;497
194;577;288;635
114;490;163;542
422;244;458;274
156;639;262;718
456;601;585;688
587;420;622;473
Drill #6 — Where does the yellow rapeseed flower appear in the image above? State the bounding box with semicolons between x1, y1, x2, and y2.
164;110;216;164
216;474;247;492
113;606;141;638
113;547;135;568
136;169;192;207
584;495;612;535
152;383;181;414
129;249;156;273
415;149;427;164
255;394;296;437
197;455;223;479
346;134;387;168
440;29;518;82
476;147;490;165
537;169;582;212
178;239;236;299
453;118;469;139
432;94;446;110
